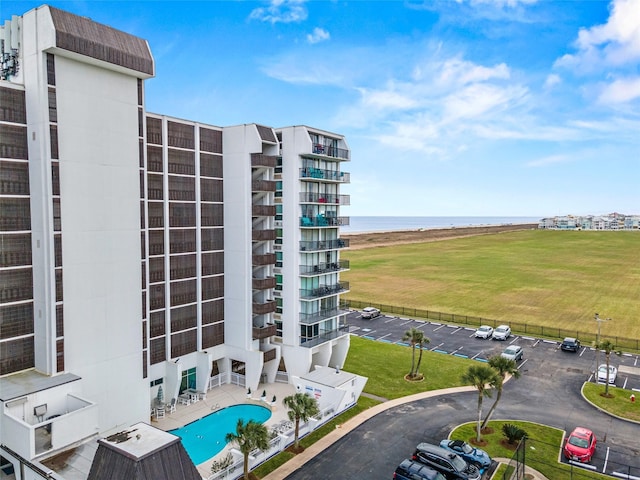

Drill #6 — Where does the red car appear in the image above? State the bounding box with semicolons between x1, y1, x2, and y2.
564;427;596;463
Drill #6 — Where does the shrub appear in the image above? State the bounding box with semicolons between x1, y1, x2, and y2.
502;423;527;444
210;452;234;473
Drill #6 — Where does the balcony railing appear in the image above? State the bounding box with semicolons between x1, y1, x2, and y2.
299;167;350;183
252;253;276;266
252;204;276;216
300;215;350;227
253;300;277;315
251;153;278;168
299;304;350;325
252;180;277;192
300;238;349;251
300;324;350;348
300;260;350;276
252;323;277;340
252;229;277;241
310;144;350;160
253;277;276;290
300;282;349;299
299;193;350;205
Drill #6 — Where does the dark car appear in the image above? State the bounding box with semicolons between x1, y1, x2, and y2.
561;337;581;352
394;459;446;480
413;443;481;480
438;440;492;470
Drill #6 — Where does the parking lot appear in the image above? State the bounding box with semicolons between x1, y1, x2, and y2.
284;310;640;479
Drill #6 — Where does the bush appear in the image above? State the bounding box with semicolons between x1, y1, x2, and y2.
502;423;527;444
210;452;234;473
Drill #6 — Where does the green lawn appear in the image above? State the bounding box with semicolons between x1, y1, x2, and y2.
451;421;609;480
582;382;640;422
343;335;473;398
342;230;640;339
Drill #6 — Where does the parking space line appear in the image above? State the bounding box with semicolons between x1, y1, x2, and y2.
532;339;540;347
471;352;483;359
450;347;463;355
430;342;444;351
378;333;392;341
517;359;528;369
603;446;610;473
384;317;396;324
509;337;519;344
635;357;638;366
622;377;628;389
434;325;445;331
399;319;414;326
450;327;462;335
580;347;587;357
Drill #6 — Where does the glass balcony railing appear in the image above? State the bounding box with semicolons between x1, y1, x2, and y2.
300;238;349;251
300;282;349;299
300;324;350;348
299;167;350;183
310;144;350;160
299;192;350;205
299;304;350;325
300;260;349;276
300;215;350;227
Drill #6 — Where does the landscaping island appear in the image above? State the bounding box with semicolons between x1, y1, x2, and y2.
343;223;538;250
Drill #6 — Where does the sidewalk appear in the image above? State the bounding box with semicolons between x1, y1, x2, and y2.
263;385;549;480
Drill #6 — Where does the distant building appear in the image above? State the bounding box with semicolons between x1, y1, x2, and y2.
1;5;360;477
538;214;640;230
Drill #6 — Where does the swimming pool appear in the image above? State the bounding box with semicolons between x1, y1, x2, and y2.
169;404;272;465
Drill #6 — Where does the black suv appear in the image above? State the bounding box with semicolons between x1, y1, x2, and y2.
412;443;481;480
561;337;581;352
394;459;446;480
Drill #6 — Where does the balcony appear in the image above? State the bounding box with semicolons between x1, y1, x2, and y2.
253;299;277;315
300;260;350;276
300;238;349;251
252;253;276;266
252;204;276;216
299;167;350;183
253;277;276;290
309;144;350;161
252;323;277;340
251;153;278;168
300;215;350;227
300;282;350;300
252;180;277;192
252;229;277;241
299;304;350;325
263;348;277;362
300;324;350;348
299;192;350;205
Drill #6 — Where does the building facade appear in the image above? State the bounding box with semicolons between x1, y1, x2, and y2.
0;5;353;476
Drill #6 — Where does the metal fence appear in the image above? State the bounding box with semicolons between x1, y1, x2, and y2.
347;300;640;353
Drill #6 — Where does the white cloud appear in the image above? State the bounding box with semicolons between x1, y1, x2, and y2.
525;154;574;168
555;0;640;72
544;74;561;89
598;76;640;103
467;0;538;7
307;27;330;44
249;0;307;24
437;58;510;87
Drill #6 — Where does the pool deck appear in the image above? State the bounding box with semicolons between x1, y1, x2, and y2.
152;382;296;478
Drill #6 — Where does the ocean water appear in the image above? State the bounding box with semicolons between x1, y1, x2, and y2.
341;216;540;234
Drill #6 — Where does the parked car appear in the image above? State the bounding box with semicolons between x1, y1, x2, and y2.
597;364;617;384
394;459;446;480
492;325;511;341
561;337;581;352
500;345;523;362
474;325;493;339
361;307;381;319
438;440;492;470
564;427;596;463
413;443;481;480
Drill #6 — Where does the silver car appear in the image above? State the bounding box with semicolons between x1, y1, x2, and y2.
501;345;523;361
492;325;511;340
361;307;380;319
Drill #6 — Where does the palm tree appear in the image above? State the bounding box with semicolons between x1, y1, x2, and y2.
402;327;429;378
481;355;521;430
225;419;270;480
283;393;320;449
461;364;500;442
596;339;622;396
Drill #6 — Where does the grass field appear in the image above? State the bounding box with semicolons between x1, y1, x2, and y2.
342;230;640;339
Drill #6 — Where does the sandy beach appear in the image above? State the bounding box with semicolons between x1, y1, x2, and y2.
342;223;539;250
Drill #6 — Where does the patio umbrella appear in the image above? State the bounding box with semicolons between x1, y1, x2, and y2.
156;385;164;405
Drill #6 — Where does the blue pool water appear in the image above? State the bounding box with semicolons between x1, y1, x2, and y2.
169;404;272;465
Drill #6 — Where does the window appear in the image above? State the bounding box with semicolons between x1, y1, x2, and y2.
180;367;197;392
275;251;283;267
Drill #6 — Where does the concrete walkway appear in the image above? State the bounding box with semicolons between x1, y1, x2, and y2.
263;385;549;480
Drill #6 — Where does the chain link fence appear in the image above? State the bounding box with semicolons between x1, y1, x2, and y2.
346;300;640;353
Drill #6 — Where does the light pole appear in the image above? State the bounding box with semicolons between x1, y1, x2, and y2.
594;313;610;375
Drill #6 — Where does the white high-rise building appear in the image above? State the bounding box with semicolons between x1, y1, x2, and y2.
0;5;358;478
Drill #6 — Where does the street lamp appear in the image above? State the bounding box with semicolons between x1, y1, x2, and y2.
594;313;611;373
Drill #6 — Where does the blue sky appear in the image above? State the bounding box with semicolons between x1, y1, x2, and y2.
3;0;639;217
